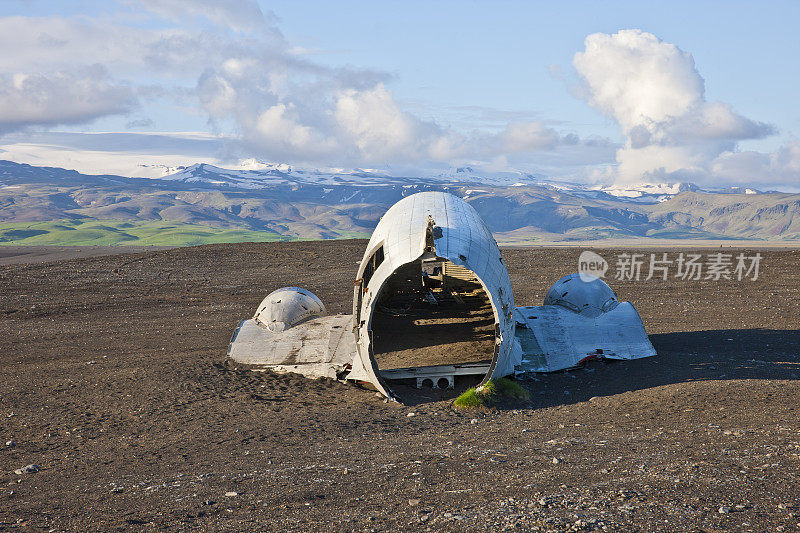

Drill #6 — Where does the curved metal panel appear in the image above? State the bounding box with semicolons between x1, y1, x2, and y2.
352;191;519;398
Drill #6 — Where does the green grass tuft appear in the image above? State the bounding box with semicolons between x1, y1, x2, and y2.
453;378;530;409
452;388;484;408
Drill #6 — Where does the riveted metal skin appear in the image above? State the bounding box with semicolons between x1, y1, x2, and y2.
350;192;518;399
228;192;656;398
254;287;326;332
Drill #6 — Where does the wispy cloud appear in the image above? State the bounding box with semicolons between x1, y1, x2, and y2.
0;4;794;188
0;66;136;133
0;0;597;172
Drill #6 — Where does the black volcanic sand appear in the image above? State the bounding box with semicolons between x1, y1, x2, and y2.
1;240;800;531
0;245;173;266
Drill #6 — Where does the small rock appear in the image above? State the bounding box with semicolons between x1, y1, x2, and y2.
86;360;97;365
470;418;478;424
408;498;420;506
406;412;416;418
5;439;14;447
719;506;730;514
225;491;238;497
343;468;349;475
552;457;561;464
14;464;39;475
110;485;124;493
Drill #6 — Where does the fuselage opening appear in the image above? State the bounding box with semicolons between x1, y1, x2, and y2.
371;257;497;398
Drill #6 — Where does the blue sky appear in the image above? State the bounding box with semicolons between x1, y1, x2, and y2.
268;0;799;151
0;0;798;187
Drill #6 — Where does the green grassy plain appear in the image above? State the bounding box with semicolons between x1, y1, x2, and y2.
0;219;291;246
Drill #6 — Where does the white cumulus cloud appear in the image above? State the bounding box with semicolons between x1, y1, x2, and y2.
573;29;783;186
250;103;338;160
334;84;419;162
709;141;800;187
0;2;595;171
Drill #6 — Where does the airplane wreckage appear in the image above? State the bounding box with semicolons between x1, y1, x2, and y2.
228;191;656;399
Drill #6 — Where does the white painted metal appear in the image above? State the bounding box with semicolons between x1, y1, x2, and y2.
254;287;326;332
228;314;356;379
227;192;657;398
379;362;491;380
515;275;656;372
351;191;518;398
543;273;619;318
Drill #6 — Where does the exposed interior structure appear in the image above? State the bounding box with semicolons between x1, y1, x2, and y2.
349;193;518;400
227;191;657;401
371;259;495;390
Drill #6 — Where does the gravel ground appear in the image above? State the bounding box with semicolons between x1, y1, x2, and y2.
1;241;799;531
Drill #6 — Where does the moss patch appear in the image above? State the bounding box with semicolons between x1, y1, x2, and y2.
453;378;530;409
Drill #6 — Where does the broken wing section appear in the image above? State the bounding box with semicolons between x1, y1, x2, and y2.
514;302;656;373
228;314;357;379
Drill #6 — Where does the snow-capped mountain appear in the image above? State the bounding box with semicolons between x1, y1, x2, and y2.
159;162;408;188
153;161;771;204
588;182;770;203
1;158;799;243
595;181;698;197
157;161;553;189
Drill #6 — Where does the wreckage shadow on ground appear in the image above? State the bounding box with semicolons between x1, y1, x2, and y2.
393;328;800;408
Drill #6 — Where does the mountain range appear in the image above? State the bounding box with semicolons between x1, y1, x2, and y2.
0;159;798;245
